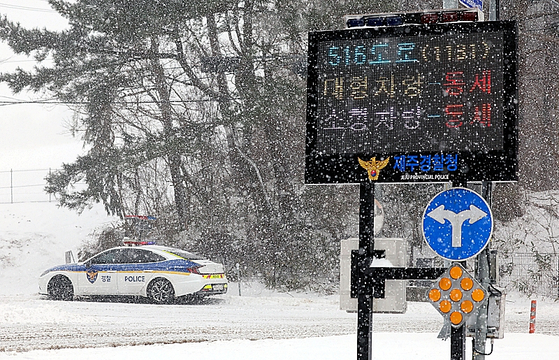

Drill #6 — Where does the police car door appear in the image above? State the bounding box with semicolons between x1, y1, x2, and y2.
117;248;164;295
79;249;122;295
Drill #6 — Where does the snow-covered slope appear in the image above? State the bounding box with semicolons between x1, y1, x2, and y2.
0;202;118;295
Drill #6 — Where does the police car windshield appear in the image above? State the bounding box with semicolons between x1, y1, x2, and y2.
164;248;206;260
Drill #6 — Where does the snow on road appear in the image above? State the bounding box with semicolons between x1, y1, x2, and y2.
1;329;558;360
0;289;356;352
1;289;558;353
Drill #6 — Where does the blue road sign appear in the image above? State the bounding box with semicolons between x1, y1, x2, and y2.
459;0;483;9
422;188;493;261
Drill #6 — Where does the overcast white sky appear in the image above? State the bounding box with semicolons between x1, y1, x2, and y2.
0;0;83;170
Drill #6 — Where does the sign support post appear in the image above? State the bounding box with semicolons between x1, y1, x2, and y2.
354;181;449;360
442;1;477;355
357;181;375;360
451;325;466;360
473;6;500;360
450;177;467;360
473;181;493;360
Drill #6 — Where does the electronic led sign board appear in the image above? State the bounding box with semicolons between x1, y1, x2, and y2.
305;21;518;184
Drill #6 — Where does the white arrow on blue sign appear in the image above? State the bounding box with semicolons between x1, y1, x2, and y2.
459;0;483;9
422;187;493;261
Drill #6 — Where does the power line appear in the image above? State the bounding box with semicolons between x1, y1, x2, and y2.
0;2;57;13
0;168;57;173
0;98;231;106
0;58;37;64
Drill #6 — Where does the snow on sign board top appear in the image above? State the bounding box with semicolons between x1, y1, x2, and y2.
460;0;483;9
305;21;518;184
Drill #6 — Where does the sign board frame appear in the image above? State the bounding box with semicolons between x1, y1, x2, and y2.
305;21;517;184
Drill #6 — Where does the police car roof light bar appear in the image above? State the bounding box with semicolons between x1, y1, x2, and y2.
124;215;157;220
123;239;156;246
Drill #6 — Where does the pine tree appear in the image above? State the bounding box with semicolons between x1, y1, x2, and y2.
0;0;398;289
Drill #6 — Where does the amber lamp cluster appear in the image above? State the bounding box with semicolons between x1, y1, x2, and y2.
428;264;486;327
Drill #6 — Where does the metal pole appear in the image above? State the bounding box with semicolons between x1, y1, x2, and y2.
451;325;466;360
474;1;499;357
236;263;242;296
10;169;13;204
357;181;375;360
443;0;469;356
489;0;499;21
48;168;52;203
449;177;466;360
473;182;493;360
473;250;490;359
443;0;459;8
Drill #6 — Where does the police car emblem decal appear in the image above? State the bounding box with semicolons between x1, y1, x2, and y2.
86;269;99;284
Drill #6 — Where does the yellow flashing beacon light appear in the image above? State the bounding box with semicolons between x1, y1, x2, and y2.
428;263;486;327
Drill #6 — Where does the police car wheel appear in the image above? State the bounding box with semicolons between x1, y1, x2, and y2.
147;278;175;304
48;275;74;301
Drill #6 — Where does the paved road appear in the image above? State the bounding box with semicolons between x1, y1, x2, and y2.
0;294;556;353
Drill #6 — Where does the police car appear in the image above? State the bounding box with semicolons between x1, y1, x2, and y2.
38;242;228;303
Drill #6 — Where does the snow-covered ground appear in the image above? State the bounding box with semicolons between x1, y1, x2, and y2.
1;202;558;360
